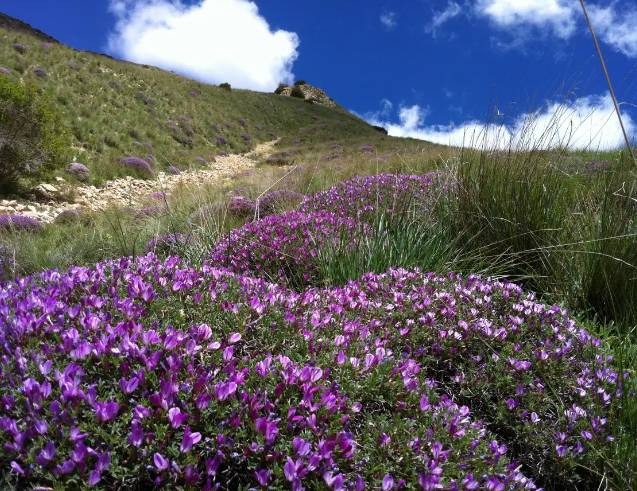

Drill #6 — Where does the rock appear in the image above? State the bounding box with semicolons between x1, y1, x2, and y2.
33;183;61;201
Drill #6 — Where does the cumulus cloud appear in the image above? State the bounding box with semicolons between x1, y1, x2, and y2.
107;0;299;91
475;0;577;38
380;11;398;30
426;2;463;36
588;3;637;58
366;95;635;151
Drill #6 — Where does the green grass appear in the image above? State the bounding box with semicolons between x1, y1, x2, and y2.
0;25;385;186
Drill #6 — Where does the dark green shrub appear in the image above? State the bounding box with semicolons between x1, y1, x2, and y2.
219;82;231;91
290;85;305;99
0;77;67;194
294;80;307;86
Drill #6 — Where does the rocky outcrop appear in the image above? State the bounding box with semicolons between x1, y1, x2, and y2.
274;82;340;110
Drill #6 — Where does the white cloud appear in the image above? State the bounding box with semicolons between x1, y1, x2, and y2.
366;95;635;151
426;2;463;36
380;11;398;30
588;3;637;58
475;0;577;38
107;0;299;91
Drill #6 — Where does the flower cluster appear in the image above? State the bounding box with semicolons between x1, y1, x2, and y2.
1;255;576;489
208;211;361;287
227;195;256;219
119;156;153;175
300;173;434;222
66;162;90;181
0;214;43;232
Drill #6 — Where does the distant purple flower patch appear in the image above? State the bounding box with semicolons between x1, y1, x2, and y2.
217;151;229;158
215;136;227;146
136;206;167;218
227;195;256;219
195;156;206;164
33;67;47;78
66;162;90;181
0;214;43;232
300;173;434;222
241;134;252;143
0;67;12;76
167;165;181;175
208;210;363;287
12;43;26;54
120;156;153;175
150;191;167;201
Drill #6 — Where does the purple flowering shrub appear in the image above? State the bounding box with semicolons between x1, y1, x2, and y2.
66;162;90;181
227;195;256;219
119;156;153;176
0;255;620;488
300;173;434;223
208;211;362;287
0;214;43;232
256;190;305;216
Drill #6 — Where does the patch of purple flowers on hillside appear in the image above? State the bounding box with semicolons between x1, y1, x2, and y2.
301;173;434;222
0;214;43;232
227;195;256;219
120;156;152;175
66;162;90;181
0;253;621;488
208;210;362;287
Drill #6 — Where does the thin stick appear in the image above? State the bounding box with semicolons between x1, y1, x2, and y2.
579;0;637;164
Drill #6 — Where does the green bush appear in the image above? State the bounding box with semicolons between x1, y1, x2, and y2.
294;79;307;86
0;77;67;194
218;82;231;91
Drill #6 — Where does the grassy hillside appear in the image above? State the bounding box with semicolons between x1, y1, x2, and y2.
0;17;383;185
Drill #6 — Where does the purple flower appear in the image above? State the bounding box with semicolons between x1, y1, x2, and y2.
255;417;279;444
382;474;394;490
153;452;169;471
36;441;56;465
180;426;202;453
168;407;188;428
94;401;119;422
255;469;270;486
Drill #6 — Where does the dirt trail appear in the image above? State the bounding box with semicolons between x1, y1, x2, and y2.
0;140;277;224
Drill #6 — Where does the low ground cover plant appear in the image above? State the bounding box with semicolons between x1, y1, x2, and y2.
300;173;434;224
208;210;363;288
0;253;622;489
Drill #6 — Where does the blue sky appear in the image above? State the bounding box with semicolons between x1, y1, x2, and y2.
3;0;637;149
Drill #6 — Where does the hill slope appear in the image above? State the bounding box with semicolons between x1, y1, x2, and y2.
0;14;380;184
